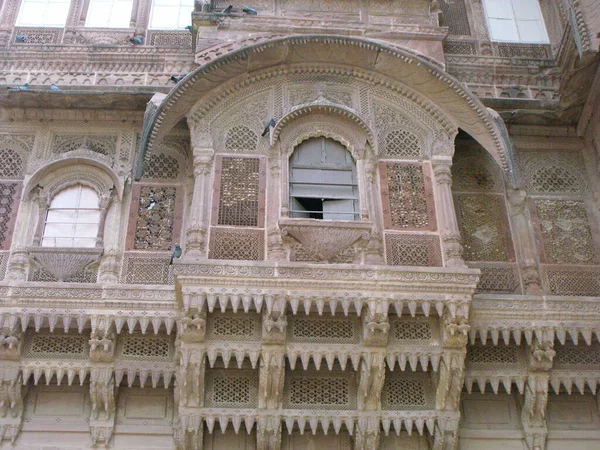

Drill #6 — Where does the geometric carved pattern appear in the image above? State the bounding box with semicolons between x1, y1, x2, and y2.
381;163;433;230
381;129;421;159
542;265;600;297
466;344;526;371
28;260;98;283
288;316;359;343
23;331;90;360
134;186;178;251
207;313;261;342
0;251;9;281
117;334;174;362
554;344;600;369
0;183;19;249
385;233;442;267
284;369;356;409
452;153;503;193
381;373;435;410
469;262;521;294
391;319;433;341
52;134;117;156
519;150;587;196
217;157;261;227
438;0;471;35
0;148;24;179
121;252;174;285
143;154;180;180
456;194;511;262
224;126;258;154
206;369;259;408
534;200;598;264
208;227;264;261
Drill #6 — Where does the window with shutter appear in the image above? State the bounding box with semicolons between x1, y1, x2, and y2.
289;137;359;221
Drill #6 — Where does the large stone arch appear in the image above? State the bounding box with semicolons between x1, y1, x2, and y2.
137;35;515;185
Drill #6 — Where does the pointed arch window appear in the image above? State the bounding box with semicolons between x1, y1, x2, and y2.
42;185;101;247
289;137;359;221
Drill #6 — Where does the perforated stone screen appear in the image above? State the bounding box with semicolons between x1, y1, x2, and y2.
554;344;600;369
456;194;513;262
466;344;526;371
438;0;471;35
469;262;521;294
23;331;90;360
380;163;435;230
208;227;265;261
288;316;360;343
390;318;435;342
284;370;356;409
224;125;259;154
214;157;264;227
533;199;598;265
385;233;442;267
541;265;600;296
129;185;182;251
381;373;435;410
117;334;174;362
0;183;21;250
205;369;258;408
207;313;261;341
0;149;24;179
381;129;421;159
143;154;181;180
121;252;174;284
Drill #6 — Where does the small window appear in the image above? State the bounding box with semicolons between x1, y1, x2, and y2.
42;185;101;248
17;0;71;26
289;137;359;221
483;0;549;43
149;0;194;29
85;0;133;28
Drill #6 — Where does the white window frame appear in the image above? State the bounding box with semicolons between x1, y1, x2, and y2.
42;185;101;248
149;0;194;29
16;0;71;27
482;0;549;44
85;0;133;28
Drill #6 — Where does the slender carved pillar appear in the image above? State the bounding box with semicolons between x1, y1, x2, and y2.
266;144;285;261
355;303;388;449
521;336;555;450
432;157;465;268
434;310;469;450
362;149;385;264
185;147;214;256
0;0;22;44
506;189;543;295
0;330;25;445
257;306;286;449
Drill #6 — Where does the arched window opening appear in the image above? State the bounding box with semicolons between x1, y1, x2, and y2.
42;185;101;247
289;137;359;221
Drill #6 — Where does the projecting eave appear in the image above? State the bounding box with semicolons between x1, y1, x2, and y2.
137;35;516;185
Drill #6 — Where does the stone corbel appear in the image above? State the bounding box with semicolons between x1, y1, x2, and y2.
89;367;116;446
89;330;116;363
362;308;389;347
262;311;287;345
0;370;25;445
257;415;282;450
354;416;380;450
179;312;207;343
0;333;21;361
357;353;386;411
432;413;460;450
258;349;285;410
173;416;203;450
436;351;466;411
177;346;205;407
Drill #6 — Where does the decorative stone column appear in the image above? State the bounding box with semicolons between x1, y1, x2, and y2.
266;144;285;261
506;188;543;295
0;0;22;45
432;157;465;268
185;147;214;257
521;336;555;450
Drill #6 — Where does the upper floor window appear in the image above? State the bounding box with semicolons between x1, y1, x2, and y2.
42;185;101;247
86;0;133;28
289;137;359;221
149;0;194;29
17;0;71;27
483;0;549;43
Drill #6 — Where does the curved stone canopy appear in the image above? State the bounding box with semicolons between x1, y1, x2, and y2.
138;35;513;182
